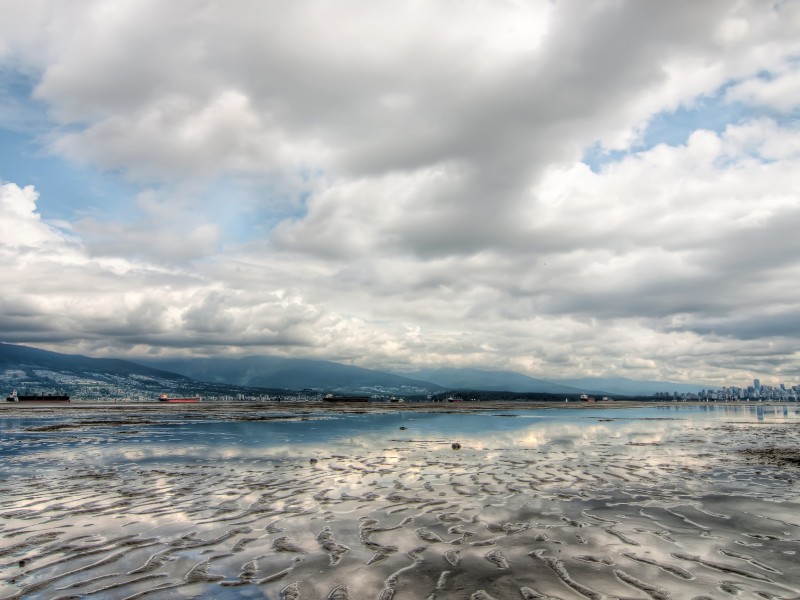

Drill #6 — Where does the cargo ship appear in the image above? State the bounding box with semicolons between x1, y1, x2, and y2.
158;393;201;403
6;390;70;403
322;394;369;403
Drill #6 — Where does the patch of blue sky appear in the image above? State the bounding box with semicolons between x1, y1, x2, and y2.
1;66;143;222
1;121;315;243
0;66;44;132
582;87;762;173
201;176;314;244
0;127;143;222
2;64;318;243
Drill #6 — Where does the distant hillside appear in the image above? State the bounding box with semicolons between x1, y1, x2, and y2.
0;343;189;381
135;355;443;393
0;342;203;400
407;368;586;394
1;343;718;399
554;376;717;396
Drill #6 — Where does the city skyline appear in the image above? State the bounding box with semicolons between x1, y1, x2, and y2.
2;1;800;387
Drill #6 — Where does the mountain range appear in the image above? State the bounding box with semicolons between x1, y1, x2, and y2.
1;342;715;398
137;355;441;393
406;368;585;394
0;342;188;381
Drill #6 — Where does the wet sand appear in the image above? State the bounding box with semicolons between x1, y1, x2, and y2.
1;402;799;599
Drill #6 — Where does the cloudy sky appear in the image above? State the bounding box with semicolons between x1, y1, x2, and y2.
1;0;799;386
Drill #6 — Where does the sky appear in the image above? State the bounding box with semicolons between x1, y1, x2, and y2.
1;0;800;387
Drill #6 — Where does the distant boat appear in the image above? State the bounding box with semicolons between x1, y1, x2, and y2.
580;394;612;402
322;394;369;403
6;390;70;403
158;393;201;403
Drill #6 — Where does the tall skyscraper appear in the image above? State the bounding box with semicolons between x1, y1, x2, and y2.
754;379;761;391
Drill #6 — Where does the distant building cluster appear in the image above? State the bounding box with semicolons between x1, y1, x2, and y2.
654;379;799;402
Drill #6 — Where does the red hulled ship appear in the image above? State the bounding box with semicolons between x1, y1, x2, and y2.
158;393;201;403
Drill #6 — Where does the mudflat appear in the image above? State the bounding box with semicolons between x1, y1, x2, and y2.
1;402;798;599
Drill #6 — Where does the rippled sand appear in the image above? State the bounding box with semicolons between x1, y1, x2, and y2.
1;403;799;599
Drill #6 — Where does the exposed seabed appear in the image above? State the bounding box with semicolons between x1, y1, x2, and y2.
1;402;798;599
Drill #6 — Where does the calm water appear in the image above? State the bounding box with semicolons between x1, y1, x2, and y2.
2;404;798;470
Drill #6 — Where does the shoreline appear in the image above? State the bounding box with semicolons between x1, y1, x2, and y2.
1;399;796;414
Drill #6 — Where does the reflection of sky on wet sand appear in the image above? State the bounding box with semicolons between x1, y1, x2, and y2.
1;405;799;599
2;405;798;461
